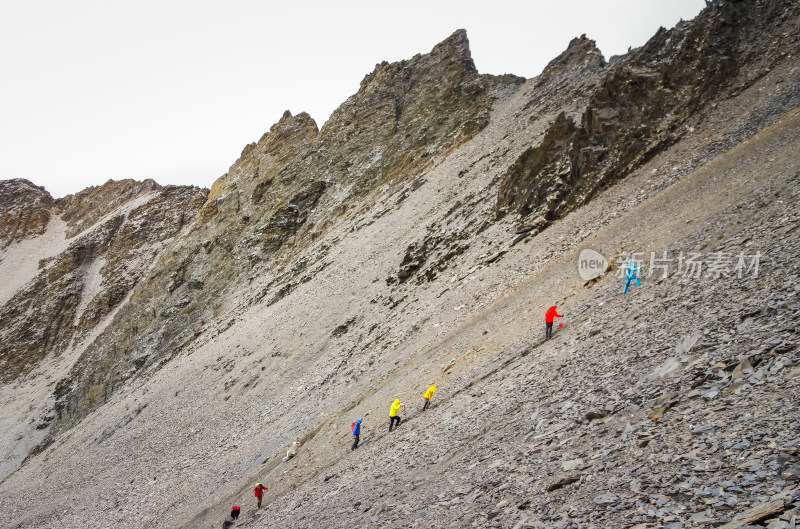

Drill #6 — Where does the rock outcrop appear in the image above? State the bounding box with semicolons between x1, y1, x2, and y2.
0;179;53;249
0;180;206;383
498;0;800;234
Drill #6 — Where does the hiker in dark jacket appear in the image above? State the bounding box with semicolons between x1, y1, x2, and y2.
223;506;240;529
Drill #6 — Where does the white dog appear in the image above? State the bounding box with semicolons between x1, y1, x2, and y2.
283;441;300;461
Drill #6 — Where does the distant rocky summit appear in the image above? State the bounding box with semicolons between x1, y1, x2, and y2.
0;179;53;248
1;1;799;528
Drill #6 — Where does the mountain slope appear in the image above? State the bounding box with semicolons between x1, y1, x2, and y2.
0;178;206;481
0;1;799;528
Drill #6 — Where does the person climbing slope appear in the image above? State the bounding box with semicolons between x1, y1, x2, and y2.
545;304;563;340
223;506;240;529
422;383;438;411
351;418;362;450
389;399;404;432
253;482;268;509
622;258;641;294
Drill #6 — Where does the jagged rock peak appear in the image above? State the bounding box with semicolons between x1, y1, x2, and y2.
358;29;477;94
0;178;53;206
251;110;319;160
55;178;165;238
260;110;319;150
0;178;54;248
0;178;50;196
536;34;606;87
269;110;319;135
429;28;476;71
232;111;319;172
238;111;318;160
564;34;605;66
204;110;319;213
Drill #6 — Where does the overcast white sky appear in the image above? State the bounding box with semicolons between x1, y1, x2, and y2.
0;1;704;198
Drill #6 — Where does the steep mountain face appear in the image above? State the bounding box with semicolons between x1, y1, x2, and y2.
497;0;799;232
1;1;799;528
0;179;206;477
0;179;206;381
38;28;526;444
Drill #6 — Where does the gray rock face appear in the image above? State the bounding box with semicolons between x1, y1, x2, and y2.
0;179;53;248
499;0;799;234
0;180;207;384
1;1;800;528
34;27;527;445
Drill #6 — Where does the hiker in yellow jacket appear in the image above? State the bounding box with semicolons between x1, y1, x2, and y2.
389;399;404;432
422;383;438;411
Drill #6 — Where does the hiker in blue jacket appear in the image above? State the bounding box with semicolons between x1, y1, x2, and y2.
351;419;362;450
623;258;641;293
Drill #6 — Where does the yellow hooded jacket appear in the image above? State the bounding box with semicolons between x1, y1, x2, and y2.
389;399;403;417
424;385;438;399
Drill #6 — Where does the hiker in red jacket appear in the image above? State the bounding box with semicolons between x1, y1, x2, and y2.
545;305;562;340
253;482;268;509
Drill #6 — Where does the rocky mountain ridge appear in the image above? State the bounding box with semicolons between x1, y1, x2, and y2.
1;1;799;527
0;178;207;479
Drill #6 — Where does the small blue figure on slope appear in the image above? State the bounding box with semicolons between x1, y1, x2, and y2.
622;258;641;294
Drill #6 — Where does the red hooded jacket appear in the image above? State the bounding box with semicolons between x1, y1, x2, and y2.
545;306;562;323
253;484;268;498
